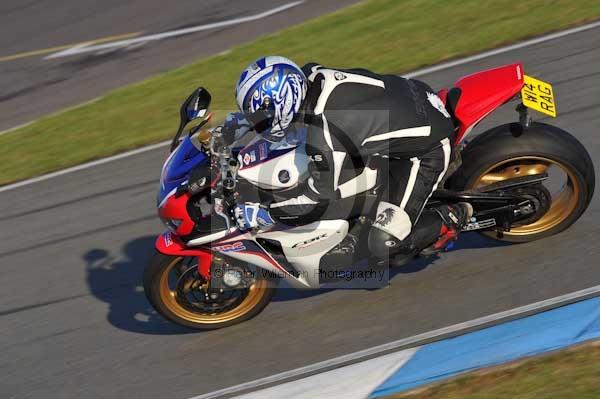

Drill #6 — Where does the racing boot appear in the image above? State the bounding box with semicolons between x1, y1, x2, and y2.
420;202;473;256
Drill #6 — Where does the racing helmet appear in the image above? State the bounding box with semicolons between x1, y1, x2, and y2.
235;56;307;139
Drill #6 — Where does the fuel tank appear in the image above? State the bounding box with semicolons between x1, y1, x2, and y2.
237;130;310;190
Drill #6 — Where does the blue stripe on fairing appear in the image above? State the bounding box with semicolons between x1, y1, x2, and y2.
239;141;297;170
370;296;600;397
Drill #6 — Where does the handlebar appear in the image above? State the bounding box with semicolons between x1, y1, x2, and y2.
210;128;238;188
178;123;241;230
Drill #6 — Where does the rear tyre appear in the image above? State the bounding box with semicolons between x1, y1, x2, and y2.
144;251;278;330
451;122;595;242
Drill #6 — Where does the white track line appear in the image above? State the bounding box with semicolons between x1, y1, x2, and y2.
0;141;170;193
404;20;600;78
0;2;304;138
2;20;599;193
189;284;600;399
45;1;305;59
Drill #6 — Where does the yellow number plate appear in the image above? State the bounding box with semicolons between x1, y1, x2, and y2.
521;75;557;117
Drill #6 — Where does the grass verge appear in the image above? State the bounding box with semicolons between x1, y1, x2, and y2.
2;0;600;185
386;340;600;399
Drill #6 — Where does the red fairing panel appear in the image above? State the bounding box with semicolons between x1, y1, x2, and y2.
453;63;524;142
158;191;195;236
155;231;212;279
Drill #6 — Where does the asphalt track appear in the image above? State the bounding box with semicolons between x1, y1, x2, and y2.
1;24;600;399
0;0;359;132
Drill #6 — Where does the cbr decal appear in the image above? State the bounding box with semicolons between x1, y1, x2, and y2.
292;233;328;249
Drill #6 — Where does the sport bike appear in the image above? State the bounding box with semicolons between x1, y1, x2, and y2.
144;63;595;330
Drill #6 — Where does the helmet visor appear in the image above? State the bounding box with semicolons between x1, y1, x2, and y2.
246;100;275;134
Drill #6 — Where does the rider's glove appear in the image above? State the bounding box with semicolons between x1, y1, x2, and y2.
222;112;251;145
234;202;274;231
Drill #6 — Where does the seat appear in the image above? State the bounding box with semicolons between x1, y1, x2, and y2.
451;63;525;142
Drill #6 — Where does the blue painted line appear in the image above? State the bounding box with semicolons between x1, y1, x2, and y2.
370;296;600;398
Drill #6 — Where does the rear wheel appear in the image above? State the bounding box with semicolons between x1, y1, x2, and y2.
144;252;277;330
451;122;594;242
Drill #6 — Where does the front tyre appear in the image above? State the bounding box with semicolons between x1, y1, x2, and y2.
144;252;277;330
452;122;595;242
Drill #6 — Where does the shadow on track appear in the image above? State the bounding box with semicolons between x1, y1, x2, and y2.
84;232;511;330
393;232;512;274
84;236;193;335
274;232;511;301
453;232;512;250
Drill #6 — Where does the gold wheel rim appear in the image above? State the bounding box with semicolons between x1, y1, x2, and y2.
159;257;268;324
472;156;581;237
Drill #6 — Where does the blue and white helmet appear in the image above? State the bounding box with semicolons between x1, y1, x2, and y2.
235;56;307;138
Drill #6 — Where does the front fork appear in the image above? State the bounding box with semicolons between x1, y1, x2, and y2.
155;231;212;280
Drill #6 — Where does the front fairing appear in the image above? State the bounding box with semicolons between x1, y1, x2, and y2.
158;135;208;206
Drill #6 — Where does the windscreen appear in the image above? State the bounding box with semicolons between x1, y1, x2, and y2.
157;135;208;206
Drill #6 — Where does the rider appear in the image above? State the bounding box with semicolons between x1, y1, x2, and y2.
219;56;472;260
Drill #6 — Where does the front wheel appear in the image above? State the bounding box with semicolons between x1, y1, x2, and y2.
451;122;595;242
144;252;278;330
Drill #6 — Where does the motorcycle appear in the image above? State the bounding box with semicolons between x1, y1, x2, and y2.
143;63;595;330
